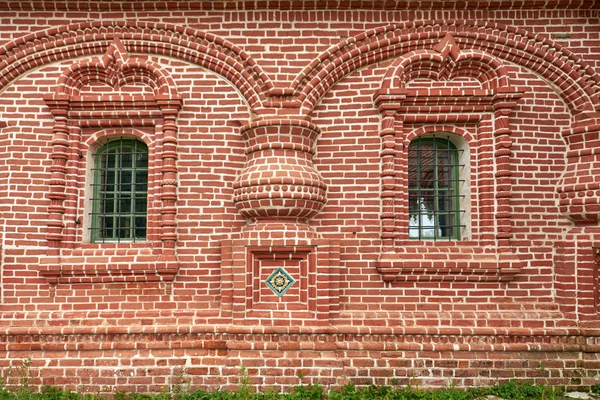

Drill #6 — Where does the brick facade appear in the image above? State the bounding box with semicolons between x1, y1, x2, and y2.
0;0;600;393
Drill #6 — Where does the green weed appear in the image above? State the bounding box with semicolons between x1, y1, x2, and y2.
0;372;578;400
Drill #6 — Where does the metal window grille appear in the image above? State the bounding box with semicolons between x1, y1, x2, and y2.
408;135;465;240
90;138;148;243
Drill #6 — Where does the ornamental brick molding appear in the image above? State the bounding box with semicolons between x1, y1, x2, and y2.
1;3;600;392
558;124;600;221
373;33;524;282
233;119;327;237
0;20;598;118
293;21;600;117
0;21;269;111
40;38;183;289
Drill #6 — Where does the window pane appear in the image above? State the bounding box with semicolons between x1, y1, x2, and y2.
105;152;116;169
136;151;148;169
120;170;133;193
118;196;132;213
91;139;148;243
103;169;115;190
437;166;450;187
117;216;131;238
101;195;114;214
135;196;147;213
134;217;147;239
135;170;148;192
121;151;133;168
408;137;461;240
101;216;113;240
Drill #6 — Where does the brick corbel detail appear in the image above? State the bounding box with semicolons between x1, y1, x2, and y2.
224;119;338;324
40;39;182;289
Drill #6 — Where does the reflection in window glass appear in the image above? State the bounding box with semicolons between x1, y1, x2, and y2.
408;136;462;240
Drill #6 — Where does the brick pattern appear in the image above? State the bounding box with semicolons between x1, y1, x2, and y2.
373;36;526;282
0;2;599;392
37;39;183;291
0;328;594;393
0;1;598;11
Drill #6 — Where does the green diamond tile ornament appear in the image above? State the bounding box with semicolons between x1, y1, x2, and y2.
265;267;296;297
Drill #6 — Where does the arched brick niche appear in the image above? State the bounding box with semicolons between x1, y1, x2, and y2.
373;34;525;283
40;38;182;291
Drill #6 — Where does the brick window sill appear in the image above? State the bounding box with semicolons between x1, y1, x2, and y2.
39;244;178;285
376;243;522;283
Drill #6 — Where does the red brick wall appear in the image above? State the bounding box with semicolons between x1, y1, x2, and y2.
0;0;600;393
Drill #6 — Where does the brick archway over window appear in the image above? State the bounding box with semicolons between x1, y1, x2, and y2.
373;33;525;283
0;20;598;119
295;21;599;118
40;38;183;290
0;20;270;111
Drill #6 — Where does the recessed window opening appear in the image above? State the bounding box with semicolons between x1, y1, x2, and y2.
408;135;466;240
90;137;148;243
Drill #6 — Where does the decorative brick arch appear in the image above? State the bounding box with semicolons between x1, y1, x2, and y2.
41;38;183;291
57;38;178;97
2;20;597;119
382;35;509;91
83;128;153;150
406;125;475;144
373;33;524;282
0;20;271;111
295;21;599;118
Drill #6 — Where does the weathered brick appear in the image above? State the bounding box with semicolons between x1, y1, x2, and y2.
0;0;599;393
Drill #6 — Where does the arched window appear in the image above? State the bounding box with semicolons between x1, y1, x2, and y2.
408;136;464;240
90;138;148;243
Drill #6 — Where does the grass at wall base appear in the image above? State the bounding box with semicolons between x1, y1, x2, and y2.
0;379;587;400
0;360;594;400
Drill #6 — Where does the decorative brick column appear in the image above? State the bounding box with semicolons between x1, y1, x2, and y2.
555;121;600;321
379;107;401;254
157;101;180;254
46;98;70;253
233;119;327;240
223;119;339;323
558;123;600;222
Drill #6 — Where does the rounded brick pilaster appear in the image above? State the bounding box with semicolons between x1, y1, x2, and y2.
558;123;600;222
379;109;400;253
233;120;326;237
45;99;70;252
157;103;180;253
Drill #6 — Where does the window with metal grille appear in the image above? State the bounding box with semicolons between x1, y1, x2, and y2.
408;136;465;240
90;138;148;243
